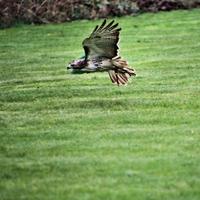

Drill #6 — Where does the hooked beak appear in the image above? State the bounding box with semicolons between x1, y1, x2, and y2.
66;63;85;74
67;63;73;70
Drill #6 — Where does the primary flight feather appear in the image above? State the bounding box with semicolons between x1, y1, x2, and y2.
67;19;136;85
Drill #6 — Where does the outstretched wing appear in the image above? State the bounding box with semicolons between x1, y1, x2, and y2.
82;19;121;60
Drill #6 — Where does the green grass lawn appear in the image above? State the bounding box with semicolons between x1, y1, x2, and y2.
1;9;200;200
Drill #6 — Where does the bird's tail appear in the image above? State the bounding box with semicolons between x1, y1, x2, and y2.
108;56;136;85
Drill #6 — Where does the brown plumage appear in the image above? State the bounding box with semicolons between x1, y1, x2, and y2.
68;19;136;85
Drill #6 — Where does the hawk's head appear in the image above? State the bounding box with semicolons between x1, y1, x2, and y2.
67;58;86;70
67;58;88;74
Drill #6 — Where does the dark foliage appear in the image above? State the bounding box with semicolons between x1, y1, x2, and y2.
0;0;139;28
137;0;200;12
0;0;200;28
136;0;186;12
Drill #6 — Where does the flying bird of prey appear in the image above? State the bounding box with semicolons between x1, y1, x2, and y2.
67;19;136;85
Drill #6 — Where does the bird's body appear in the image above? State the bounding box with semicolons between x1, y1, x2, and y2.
68;20;136;85
87;57;111;72
70;57;111;72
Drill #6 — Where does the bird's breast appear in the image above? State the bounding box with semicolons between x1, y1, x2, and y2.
85;58;112;71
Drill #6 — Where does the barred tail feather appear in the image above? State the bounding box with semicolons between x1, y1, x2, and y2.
109;56;136;85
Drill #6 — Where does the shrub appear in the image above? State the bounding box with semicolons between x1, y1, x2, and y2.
0;0;200;28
